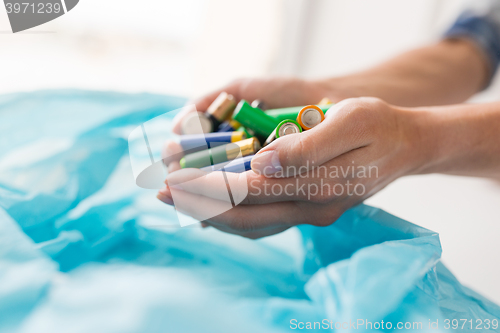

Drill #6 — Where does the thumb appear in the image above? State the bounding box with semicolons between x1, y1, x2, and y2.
250;98;374;177
250;130;323;177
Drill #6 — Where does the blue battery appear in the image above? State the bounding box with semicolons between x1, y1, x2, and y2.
216;121;236;132
200;155;254;173
179;131;246;154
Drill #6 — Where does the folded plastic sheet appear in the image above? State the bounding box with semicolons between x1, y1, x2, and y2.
0;90;499;333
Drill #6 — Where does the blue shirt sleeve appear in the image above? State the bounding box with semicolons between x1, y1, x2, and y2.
444;10;500;85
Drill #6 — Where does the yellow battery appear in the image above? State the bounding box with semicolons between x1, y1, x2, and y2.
207;92;237;123
318;97;333;105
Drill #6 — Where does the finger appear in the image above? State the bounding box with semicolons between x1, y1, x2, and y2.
165;168;306;204
156;185;290;237
165;163;362;205
168;161;181;173
157;187;174;205
162;178;346;231
167;156;373;205
251;98;378;177
169;187;305;231
162;140;184;166
172;84;243;134
229;77;327;109
171;187;344;231
191;89;236;114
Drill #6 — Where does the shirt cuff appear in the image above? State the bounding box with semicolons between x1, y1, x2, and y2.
444;13;500;86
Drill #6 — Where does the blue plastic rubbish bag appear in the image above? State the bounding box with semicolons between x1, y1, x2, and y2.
0;90;499;333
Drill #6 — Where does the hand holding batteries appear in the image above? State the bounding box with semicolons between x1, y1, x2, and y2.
159;97;426;238
171;77;332;134
163;77;332;170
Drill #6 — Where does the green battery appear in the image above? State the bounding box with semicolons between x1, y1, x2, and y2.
264;119;302;147
236;126;254;138
180;137;261;169
232;100;279;139
265;104;332;123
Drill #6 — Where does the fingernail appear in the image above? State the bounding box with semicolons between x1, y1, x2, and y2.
157;192;174;205
251;150;282;175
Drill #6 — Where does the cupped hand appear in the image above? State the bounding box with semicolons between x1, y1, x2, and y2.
171;77;333;135
158;97;426;238
163;77;334;170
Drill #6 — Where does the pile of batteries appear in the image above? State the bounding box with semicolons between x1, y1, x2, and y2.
177;92;332;173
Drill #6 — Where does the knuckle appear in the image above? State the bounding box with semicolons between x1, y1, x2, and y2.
347;100;371;121
339;97;388;139
343;97;385;119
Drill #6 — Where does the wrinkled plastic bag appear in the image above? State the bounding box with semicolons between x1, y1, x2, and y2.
0;90;499;333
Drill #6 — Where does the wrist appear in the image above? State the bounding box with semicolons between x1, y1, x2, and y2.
392;106;443;177
407;109;437;176
400;105;468;176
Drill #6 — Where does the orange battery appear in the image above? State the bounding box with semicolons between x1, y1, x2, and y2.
296;105;325;130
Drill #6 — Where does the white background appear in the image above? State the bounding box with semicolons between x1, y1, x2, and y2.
0;0;499;303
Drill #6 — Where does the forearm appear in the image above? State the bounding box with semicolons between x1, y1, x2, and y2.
410;102;500;179
318;39;490;107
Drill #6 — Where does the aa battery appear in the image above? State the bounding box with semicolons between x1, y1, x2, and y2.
207;92;237;127
232;100;279;139
180;137;261;169
200;155;254;173
179;131;246;154
236;126;254;139
181;92;236;134
264;119;302;147
217;119;243;133
217;121;254;140
265;104;332;123
251;99;268;110
297;105;325;130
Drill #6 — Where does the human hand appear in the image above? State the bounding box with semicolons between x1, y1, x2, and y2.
163;77;336;171
171;77;334;134
162;78;334;172
158;97;426;238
